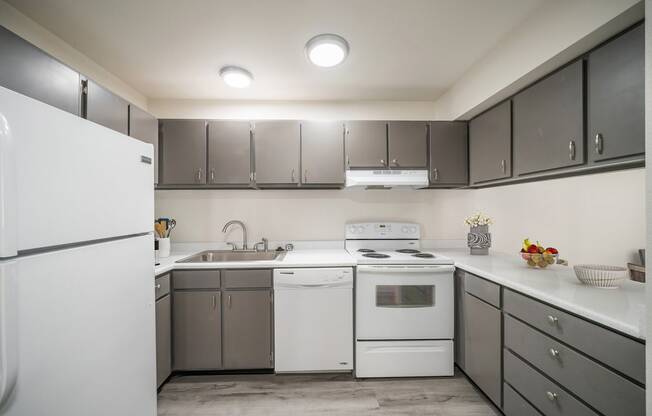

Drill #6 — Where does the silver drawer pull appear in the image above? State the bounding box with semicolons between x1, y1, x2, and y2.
568;140;576;160
595;133;604;155
155;283;161;289
432;168;439;181
547;315;559;325
549;348;560;358
500;159;506;174
546;391;558;401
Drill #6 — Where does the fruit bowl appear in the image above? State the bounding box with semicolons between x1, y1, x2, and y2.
520;252;559;268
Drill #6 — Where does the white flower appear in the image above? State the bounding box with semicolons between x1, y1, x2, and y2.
464;212;493;227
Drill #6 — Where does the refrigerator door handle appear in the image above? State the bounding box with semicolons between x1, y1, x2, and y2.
0;260;18;408
0;111;18;259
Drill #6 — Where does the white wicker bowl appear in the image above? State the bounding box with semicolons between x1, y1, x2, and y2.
573;264;628;288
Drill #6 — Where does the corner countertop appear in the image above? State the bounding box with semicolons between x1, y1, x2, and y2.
436;249;646;341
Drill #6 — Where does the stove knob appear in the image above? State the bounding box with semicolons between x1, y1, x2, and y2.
401;226;408;233
409;226;417;233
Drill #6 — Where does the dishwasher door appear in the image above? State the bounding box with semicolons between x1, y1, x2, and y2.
273;268;353;373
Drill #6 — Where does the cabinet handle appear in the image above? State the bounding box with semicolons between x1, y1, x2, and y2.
291;168;296;183
432;168;439;181
500;159;506;174
546;391;558;401
547;315;559;325
549;348;560;358
155;283;161;289
304;169;308;183
391;158;398;166
346;155;350;168
380;159;385;166
568;140;576;161
195;169;202;183
228;294;232;309
211;295;216;311
210;169;215;183
595;133;604;155
249;172;254;182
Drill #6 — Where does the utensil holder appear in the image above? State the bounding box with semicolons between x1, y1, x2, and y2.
158;238;171;258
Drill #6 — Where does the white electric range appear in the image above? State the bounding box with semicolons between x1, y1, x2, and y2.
345;222;455;378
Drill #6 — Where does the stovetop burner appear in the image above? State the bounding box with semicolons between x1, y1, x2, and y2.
396;249;420;254
357;248;376;253
363;253;391;259
412;253;435;258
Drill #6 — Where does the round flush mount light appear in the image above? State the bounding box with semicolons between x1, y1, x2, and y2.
305;34;349;68
219;66;253;88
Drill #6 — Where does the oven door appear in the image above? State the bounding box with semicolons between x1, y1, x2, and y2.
356;265;454;340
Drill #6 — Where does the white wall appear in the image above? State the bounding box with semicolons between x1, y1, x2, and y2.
156;168;645;267
434;0;644;120
0;0;148;109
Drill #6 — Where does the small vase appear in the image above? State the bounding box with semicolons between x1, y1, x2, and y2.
468;225;491;255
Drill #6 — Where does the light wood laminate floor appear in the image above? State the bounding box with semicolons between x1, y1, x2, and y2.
157;371;500;416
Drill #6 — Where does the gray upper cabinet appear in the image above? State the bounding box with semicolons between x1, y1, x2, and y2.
429;122;468;186
513;60;584;176
345;121;387;168
253;121;300;185
84;79;129;135
469;101;512;184
300;121;345;185
159;119;207;185
222;290;273;369
207;120;252;185
173;290;221;370
588;24;644;163
387;121;428;168
129;104;159;184
0;25;80;115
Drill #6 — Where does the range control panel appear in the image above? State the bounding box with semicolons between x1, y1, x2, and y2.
345;222;420;240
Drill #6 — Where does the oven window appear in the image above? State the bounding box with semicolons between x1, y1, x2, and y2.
376;285;435;307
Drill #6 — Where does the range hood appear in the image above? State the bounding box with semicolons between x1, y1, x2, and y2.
345;170;429;189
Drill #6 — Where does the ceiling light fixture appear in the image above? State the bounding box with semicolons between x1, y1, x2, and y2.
219;66;253;88
305;34;349;68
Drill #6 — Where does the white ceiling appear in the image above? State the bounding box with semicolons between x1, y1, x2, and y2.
8;0;544;101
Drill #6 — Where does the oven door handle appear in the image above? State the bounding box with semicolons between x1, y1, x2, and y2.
357;265;454;273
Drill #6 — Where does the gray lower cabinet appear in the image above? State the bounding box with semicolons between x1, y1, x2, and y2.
345;121;387;168
454;269;466;371
222;289;273;369
513;60;584;176
387;121;428;168
84;79;129;135
253;121;300;185
300;121;345;185
173;290;222;370
469;100;511;184
155;294;171;387
429;121;468;186
588;23;644;163
503;382;542;416
159;119;207;185
129;104;159;184
0;25;80;115
464;292;502;407
207;120;252;185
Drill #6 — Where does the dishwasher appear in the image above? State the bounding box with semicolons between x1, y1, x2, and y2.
273;267;353;373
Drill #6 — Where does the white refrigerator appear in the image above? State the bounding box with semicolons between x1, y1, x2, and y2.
0;86;157;415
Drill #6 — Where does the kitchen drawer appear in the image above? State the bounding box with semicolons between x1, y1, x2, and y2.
504;314;644;416
503;289;644;383
504;350;597;416
173;270;221;290
464;271;501;308
503;382;542;416
155;273;170;300
222;269;272;289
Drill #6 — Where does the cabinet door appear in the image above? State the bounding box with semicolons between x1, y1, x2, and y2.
469;101;511;184
0;25;80;115
588;24;644;163
129;105;159;184
173;291;221;370
155;294;171;387
464;292;501;407
454;269;466;370
429;122;468;185
344;121;387;168
207;120;252;185
513;60;584;176
301;121;345;184
253;121;300;185
85;79;129;135
159;119;207;185
222;290;273;369
388;121;428;168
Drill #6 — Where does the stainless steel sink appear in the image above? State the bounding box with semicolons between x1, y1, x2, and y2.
176;250;285;263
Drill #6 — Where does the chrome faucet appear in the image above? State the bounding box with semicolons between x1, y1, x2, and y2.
222;220;248;250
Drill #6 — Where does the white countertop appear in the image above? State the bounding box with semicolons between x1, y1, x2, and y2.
437;249;646;341
154;244;646;341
